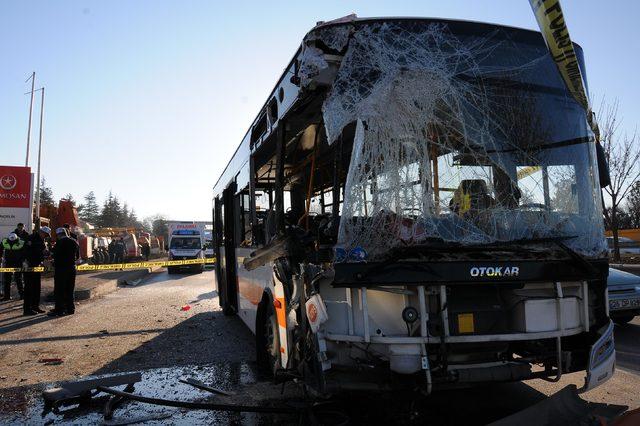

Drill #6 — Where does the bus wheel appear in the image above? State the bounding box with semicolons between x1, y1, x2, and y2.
257;298;280;377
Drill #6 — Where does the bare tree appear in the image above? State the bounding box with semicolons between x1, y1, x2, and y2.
599;99;640;261
627;182;640;228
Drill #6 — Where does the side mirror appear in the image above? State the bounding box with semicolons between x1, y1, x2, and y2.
595;142;611;188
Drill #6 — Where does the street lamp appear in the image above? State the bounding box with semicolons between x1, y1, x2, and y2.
34;87;45;228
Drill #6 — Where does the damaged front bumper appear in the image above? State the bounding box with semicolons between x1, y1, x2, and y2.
310;281;615;393
582;320;615;391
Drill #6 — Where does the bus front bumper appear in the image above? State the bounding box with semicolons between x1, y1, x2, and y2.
583;320;616;392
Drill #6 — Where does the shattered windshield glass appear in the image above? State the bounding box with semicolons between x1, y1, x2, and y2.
300;20;606;260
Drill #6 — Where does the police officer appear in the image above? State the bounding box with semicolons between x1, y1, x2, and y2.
23;226;51;315
1;233;25;300
48;228;79;317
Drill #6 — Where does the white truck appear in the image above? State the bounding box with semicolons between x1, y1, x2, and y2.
166;221;209;274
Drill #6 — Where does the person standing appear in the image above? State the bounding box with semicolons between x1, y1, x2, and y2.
23;226;51;315
141;240;151;261
114;237;126;264
63;223;78;241
108;239;116;263
13;223;30;296
13;223;30;241
1;233;25;300
48;228;79;317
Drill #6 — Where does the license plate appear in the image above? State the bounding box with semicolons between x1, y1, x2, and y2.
609;298;640;310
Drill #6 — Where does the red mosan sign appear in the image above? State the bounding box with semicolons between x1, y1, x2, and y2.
0;166;31;208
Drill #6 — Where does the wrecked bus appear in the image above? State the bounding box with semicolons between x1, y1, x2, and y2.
212;17;614;395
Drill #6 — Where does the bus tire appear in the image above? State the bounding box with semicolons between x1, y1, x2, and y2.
167;267;175;275
256;295;280;378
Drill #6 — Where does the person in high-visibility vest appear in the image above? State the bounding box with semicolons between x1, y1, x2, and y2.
0;233;25;300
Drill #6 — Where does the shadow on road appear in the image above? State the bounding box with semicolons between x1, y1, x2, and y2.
0;328;168;346
190;290;217;302
121;270;213;288
0;314;52;334
91;311;254;376
613;322;640;373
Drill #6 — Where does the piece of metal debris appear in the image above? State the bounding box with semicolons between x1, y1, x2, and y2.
178;377;236;396
42;372;142;415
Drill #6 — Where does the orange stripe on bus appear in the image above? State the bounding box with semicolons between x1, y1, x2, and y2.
275;297;287;328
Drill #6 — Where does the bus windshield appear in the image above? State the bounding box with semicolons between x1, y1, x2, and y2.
308;21;606;260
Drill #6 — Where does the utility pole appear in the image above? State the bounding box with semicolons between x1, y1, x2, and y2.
34;87;45;227
25;72;36;166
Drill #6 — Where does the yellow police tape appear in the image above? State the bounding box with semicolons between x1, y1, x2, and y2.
0;258;216;273
529;0;588;110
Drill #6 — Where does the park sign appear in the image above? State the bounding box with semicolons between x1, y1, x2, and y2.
0;165;34;238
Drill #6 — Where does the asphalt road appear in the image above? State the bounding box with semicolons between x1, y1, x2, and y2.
614;316;640;374
0;269;638;424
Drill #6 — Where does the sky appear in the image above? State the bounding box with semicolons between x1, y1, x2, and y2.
1;1;638;221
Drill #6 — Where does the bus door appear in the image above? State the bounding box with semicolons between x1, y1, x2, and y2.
221;182;239;314
213;197;225;293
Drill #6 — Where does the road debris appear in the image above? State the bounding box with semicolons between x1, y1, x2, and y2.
42;373;142;415
121;278;142;287
179;377;236;396
39;358;63;366
180;305;191;311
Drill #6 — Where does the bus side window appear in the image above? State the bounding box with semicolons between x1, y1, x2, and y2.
253;190;271;246
233;189;253;248
242;192;252;245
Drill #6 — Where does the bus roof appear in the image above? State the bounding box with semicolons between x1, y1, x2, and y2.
211;16;580;198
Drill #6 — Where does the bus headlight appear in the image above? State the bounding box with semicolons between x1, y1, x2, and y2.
590;321;615;369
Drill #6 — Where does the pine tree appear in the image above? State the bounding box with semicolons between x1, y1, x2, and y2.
98;192;119;227
127;208;140;228
121;203;130;227
79;191;100;225
39;177;55;207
